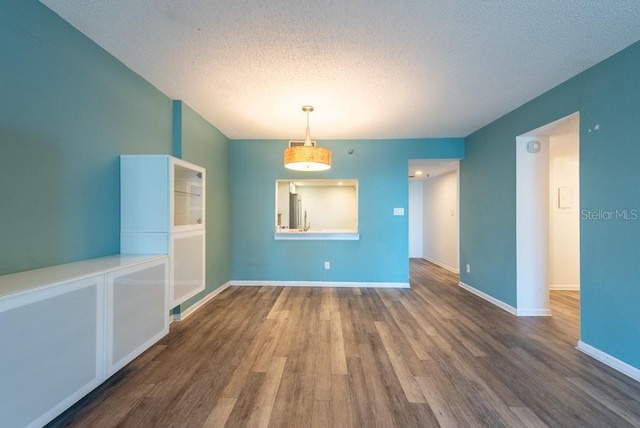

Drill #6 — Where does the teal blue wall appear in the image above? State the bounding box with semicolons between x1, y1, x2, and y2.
0;1;173;275
461;41;640;368
230;138;463;283
176;102;231;311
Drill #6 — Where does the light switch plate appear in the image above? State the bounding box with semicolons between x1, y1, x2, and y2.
558;187;572;209
393;208;404;216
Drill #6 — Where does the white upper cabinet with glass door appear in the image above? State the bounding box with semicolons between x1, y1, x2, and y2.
172;163;204;231
121;155;205;241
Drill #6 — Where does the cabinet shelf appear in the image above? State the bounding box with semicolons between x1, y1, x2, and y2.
175;190;202;197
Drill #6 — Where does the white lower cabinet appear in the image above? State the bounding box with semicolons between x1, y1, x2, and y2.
106;257;169;377
171;230;205;307
0;255;168;428
0;275;105;428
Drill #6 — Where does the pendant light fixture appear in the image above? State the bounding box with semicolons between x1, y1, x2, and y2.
284;105;331;171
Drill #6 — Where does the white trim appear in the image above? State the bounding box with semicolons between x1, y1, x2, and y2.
549;284;580;290
230;280;410;288
458;281;517;315
516;308;552;316
577;341;640;383
422;257;460;274
173;282;231;321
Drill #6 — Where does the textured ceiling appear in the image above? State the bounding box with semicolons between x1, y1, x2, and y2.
40;1;640;140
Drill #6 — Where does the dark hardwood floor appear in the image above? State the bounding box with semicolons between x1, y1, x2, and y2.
49;259;640;427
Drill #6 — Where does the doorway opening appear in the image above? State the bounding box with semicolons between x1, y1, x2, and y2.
408;159;461;274
516;113;580;327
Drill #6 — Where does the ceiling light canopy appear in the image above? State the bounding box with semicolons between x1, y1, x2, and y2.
284;106;331;171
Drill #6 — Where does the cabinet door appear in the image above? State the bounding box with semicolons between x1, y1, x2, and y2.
106;257;169;377
171;159;206;232
171;230;205;307
0;276;104;428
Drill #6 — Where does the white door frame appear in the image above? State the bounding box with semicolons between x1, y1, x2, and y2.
515;112;580;317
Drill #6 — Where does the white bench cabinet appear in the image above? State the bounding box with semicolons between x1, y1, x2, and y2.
0;254;168;428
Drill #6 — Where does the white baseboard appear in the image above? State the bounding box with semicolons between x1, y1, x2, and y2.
516;308;552;316
229;280;410;288
577;341;640;383
422;257;460;274
458;281;516;315
173;282;231;322
549;284;580;291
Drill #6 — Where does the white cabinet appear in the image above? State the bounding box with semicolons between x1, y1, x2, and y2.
106;257;169;377
121;155;206;308
0;254;168;428
0;275;104;428
171;230;206;306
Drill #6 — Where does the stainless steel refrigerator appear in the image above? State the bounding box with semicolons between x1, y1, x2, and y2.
289;192;301;229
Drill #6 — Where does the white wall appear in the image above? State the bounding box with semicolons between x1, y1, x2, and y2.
549;133;580;289
296;186;357;230
516;136;551;316
422;170;459;273
408;181;424;258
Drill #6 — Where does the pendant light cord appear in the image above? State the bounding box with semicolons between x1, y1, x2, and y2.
304;109;312;146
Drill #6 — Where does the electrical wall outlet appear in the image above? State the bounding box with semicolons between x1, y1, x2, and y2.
324;261;330;270
466;264;471;273
393;207;405;216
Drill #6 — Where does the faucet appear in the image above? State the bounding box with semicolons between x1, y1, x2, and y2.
303;210;311;231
